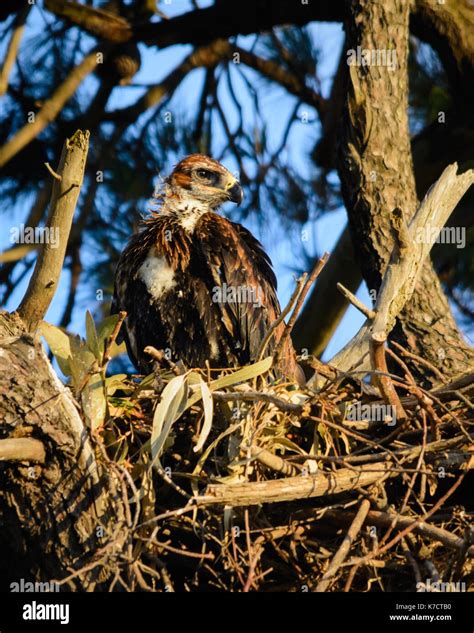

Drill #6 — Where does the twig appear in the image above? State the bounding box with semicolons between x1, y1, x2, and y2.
257;273;306;361
103;311;126;365
274;253;329;363
249;445;301;476
370;332;407;423
144;346;183;375
344;473;467;590
315;498;370;592
337;283;375;319
390;340;447;384
213;390;304;413
44;162;62;181
329;508;474;557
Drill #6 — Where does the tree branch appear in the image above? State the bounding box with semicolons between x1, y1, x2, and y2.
331;164;474;373
0;438;45;463
0;311;127;588
105;41;231;125
45;1;344;47
17;130;89;332
0;51;97;168
315;499;371;592
0;4;31;97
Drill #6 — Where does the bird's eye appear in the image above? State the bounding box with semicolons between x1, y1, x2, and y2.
196;169;213;180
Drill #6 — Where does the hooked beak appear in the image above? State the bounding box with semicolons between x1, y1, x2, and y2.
226;182;243;205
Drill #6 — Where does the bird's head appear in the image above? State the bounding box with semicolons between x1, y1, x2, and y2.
165;154;243;210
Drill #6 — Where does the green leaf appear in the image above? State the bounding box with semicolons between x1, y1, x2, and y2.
105;373;130;395
97;314;121;360
39;321;73;376
209;357;273;391
85;310;100;361
193;377;214;453
81;372;107;431
186;357;274;410
68;336;97;391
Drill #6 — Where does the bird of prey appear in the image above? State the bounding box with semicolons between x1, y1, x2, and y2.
112;154;303;384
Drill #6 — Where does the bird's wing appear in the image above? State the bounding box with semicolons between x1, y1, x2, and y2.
195;214;281;364
111;219;176;369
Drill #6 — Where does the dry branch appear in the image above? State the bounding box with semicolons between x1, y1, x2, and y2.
0;438;45;463
370;332;407;423
327;509;474;557
331;163;474;372
17;130;89;332
315;499;371;592
197;462;394;507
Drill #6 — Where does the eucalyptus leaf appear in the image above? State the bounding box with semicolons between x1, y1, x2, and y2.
81;372;107;430
150;374;189;467
39;321;73;376
193;378;214;453
85;310;101;361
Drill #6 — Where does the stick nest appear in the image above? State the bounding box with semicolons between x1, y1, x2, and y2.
72;343;474;593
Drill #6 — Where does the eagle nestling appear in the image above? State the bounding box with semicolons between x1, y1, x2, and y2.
112;154;302;383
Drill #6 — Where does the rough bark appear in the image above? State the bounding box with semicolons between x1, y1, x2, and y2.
0;312;126;590
337;0;473;380
330;163;474;373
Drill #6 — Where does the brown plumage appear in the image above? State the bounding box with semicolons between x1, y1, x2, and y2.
111;154;303;384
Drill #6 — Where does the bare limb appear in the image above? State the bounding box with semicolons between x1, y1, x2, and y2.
17;130;90;332
0;438;45;463
326;508;474;557
331;164;474;372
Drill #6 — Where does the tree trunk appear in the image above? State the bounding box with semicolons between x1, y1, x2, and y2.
338;0;473;381
0;312;125;590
